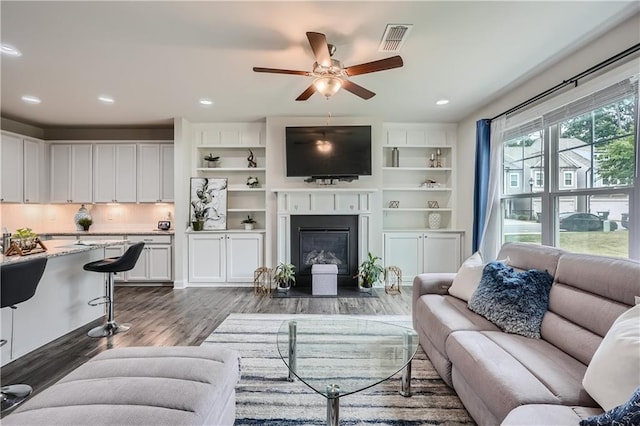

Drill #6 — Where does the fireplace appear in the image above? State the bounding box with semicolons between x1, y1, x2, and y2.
290;215;359;288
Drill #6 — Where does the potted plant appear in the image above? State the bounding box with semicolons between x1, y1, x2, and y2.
78;217;93;231
203;153;220;168
355;252;384;292
191;200;208;231
273;262;296;292
241;215;256;230
12;227;38;252
246;176;259;188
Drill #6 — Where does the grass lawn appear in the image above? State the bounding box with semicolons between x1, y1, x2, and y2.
505;230;629;257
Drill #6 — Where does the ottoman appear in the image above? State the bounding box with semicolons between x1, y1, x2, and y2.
2;346;241;426
312;264;338;295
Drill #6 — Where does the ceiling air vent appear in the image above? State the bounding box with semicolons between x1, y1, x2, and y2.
378;24;413;52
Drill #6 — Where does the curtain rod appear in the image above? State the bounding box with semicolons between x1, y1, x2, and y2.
490;43;640;121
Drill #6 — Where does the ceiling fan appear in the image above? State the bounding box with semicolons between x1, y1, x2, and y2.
253;32;403;101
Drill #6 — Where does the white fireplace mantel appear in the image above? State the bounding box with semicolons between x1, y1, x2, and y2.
272;189;377;264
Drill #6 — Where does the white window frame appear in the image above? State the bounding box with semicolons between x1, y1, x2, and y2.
534;171;544;188
509;173;520;188
563;171;574;187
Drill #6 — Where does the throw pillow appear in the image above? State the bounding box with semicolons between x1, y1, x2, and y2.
448;252;510;302
582;304;640;411
467;262;553;338
580;386;640;426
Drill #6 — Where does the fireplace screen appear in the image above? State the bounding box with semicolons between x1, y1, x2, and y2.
299;230;349;275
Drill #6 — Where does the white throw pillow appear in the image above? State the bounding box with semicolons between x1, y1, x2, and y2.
448;252;485;301
582;304;640;411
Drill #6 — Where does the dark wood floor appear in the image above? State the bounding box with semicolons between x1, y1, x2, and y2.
1;285;412;412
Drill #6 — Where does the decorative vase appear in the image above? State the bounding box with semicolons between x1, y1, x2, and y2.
244;223;254;230
428;212;442;229
74;204;92;231
192;220;204;231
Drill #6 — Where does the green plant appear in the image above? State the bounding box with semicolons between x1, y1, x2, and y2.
356;252;384;288
241;215;256;224
13;227;37;239
273;263;296;288
203;153;220;162
78;218;92;229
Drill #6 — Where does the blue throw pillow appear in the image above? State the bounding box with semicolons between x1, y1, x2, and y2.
468;262;553;338
580;387;640;426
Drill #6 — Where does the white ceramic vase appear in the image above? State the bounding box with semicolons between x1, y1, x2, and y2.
74;204;92;231
428;212;442;229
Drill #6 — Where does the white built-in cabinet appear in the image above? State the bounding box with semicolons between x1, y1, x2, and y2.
1;132;48;204
93;144;137;203
50;144;93;203
384;232;462;281
126;234;173;282
188;232;264;284
381;124;463;277
137;143;174;203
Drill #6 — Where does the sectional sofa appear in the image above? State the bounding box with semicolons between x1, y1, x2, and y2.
412;242;640;425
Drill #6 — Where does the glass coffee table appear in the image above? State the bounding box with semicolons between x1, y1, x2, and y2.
276;317;419;426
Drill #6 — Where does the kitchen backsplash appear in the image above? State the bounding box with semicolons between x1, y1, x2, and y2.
0;203;175;233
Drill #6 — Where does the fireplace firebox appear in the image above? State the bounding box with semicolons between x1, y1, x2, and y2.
290;215;359;289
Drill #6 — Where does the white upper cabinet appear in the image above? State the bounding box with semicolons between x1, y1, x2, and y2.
1;133;24;203
137;143;173;203
93;144;137;203
23;139;48;204
50;144;93;203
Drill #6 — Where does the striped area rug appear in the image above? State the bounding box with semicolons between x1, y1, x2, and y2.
202;313;473;425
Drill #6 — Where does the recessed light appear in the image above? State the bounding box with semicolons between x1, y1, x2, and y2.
436;99;449;106
1;43;22;57
98;95;115;104
21;95;41;104
199;98;214;106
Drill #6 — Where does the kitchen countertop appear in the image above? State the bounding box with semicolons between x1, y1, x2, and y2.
1;239;127;265
39;230;175;236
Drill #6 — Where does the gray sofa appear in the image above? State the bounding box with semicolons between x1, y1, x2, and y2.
3;346;240;425
412;242;640;425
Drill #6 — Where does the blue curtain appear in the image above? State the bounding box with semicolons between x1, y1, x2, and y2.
472;119;491;253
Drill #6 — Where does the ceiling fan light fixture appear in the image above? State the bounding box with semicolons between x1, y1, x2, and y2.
313;76;342;98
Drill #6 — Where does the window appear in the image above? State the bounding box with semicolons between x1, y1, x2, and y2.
534;171;543;188
563;171;574;187
510;173;519;188
499;71;638;259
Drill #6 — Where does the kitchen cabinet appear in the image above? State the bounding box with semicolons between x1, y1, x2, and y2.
23;139;48;204
188;232;263;284
93;144;137;203
383;231;462;282
50;144;93;203
1;133;24;203
137;143;174;202
126;234;173;282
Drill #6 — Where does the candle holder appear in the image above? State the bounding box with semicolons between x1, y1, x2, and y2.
436;149;442;168
429;153;436;168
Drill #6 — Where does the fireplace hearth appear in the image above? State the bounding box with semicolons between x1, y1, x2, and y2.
291;215;359;289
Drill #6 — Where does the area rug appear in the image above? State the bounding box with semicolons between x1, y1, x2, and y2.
201;313;473;425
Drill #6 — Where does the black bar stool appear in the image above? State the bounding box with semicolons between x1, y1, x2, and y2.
84;242;144;338
1;257;48;412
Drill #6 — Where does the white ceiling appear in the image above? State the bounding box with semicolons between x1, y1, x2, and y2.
1;1;638;129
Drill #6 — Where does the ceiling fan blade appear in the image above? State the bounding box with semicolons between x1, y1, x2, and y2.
341;80;375;100
344;56;404;76
295;84;316;101
253;67;310;76
306;32;332;67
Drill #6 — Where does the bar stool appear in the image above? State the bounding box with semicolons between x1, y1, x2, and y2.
84;242;144;338
1;257;48;412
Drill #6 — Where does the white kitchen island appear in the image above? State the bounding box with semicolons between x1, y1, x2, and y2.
1;239;126;366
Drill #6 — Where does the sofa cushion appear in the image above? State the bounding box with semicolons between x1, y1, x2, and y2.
582;305;640;411
580;386;640;426
446;330;597;423
497;242;564;277
4;346;241;426
468;262;553;338
448;252;510;302
502;405;603;425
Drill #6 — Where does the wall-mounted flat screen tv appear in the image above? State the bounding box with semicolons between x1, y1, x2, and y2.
285;125;372;178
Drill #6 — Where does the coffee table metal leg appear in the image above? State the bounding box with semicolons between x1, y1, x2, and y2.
400;330;414;397
288;320;297;382
326;384;340;426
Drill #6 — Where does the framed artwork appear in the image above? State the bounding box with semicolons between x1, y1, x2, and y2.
190;177;228;230
389;201;400;208
427;200;439;208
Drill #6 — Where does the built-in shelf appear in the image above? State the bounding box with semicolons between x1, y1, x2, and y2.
227;186;266;192
382;167;452;171
383;187;452;191
196;167;266;172
186;228;266;233
383;208;452;212
383;228;465;233
227;208;266;212
196;145;264;149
